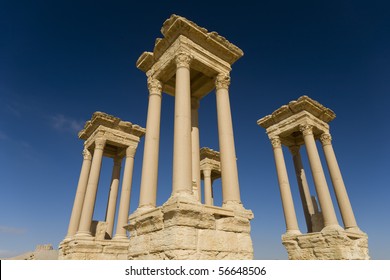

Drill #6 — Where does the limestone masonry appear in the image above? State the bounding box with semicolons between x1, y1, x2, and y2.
58;15;368;260
257;96;369;259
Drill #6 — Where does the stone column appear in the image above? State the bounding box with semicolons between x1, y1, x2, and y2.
138;77;162;210
320;133;360;232
65;148;92;238
105;156;122;239
289;145;315;233
215;73;241;207
203;168;213;206
271;137;301;235
171;52;193;197
77;138;106;237
300;124;340;230
191;97;201;201
114;146;137;239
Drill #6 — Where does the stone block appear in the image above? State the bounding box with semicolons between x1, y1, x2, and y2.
216;216;250;233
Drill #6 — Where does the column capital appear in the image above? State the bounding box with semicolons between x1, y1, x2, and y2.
215;73;231;90
147;77;162;96
299;124;313;136
202;168;212;177
94;138;106;150
126;145;137;158
320;133;332;146
175;52;193;69
191;96;200;110
270;136;282;149
82;148;92;160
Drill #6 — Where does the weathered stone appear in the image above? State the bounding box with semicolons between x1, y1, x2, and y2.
282;230;369;260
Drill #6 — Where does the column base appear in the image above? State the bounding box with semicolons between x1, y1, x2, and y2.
126;196;254;260
58;236;129;260
282;229;369;260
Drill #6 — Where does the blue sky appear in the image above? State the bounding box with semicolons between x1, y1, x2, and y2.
1;0;389;259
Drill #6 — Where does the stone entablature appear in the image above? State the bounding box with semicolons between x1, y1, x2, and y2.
137;14;243;99
257;96;369;260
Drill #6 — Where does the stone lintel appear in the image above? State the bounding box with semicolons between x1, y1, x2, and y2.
264;111;330;146
143;36;232;99
79;111;145;140
83;126;144;158
257;95;336;130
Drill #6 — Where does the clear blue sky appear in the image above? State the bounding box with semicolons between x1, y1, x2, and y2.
1;0;389;259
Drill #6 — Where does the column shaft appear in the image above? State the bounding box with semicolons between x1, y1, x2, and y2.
172;53;193;196
272;138;300;234
191;97;201;201
138;78;162;209
105;157;122;238
65;149;92;238
290;146;315;233
77;138;106;236
203;169;213;206
114;146;136;239
300;125;340;229
215;73;241;205
321;133;359;231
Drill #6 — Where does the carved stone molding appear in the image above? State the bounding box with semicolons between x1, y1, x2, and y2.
82;148;92;161
320;133;332;146
94;138;106;150
175;52;192;69
126;145;137;158
147;77;162;96
215;73;231;90
299;124;313;137
271;137;282;149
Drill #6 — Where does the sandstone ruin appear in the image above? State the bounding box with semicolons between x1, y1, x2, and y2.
58;15;368;260
257;96;369;260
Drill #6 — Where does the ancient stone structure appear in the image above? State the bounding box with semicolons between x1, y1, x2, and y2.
200;147;221;206
257;96;369;260
126;14;254;260
59;112;145;260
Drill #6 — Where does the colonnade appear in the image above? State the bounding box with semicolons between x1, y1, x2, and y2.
200;147;221;206
65;113;145;240
269;124;360;234
137;51;242;210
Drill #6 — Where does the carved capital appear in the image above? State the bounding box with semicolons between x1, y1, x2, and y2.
289;145;300;156
203;168;212;177
147;77;162;96
215;73;231;90
82;148;92;161
126;145;137;158
94;138;106;150
175;52;192;69
320;133;332;146
299;124;313;136
270;136;282;149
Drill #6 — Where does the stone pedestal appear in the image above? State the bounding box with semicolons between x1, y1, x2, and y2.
126;196;254;260
59;221;129;260
282;229;369;260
